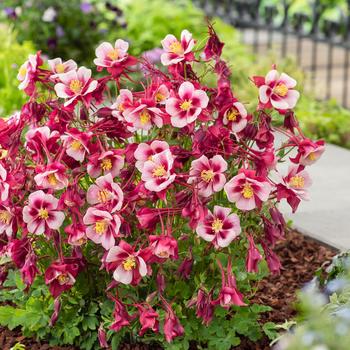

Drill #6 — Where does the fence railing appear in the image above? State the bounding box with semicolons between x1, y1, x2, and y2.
194;0;350;108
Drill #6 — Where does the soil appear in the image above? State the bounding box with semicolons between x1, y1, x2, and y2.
0;230;337;350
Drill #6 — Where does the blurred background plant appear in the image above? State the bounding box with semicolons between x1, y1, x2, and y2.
275;252;350;350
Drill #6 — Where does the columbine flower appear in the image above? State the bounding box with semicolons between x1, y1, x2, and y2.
111;89;134;120
224;169;272;211
149;235;178;261
65;223;87;246
87;150;124;178
0;163;10;202
0;205;14;237
61;129;91;162
257;69;300;110
25;126;59;159
153;84;170;104
83;207;121;250
165;82;209;128
196;206;241;248
134;140;170;172
222;102;248;133
161;30;195;66
245;235;263;273
94;39;129;69
48;58;77;79
44;261;79;298
124;104;164;131
291;139;325;166
17;52;42;94
86;174;124;213
141;149;176;192
54;66;98;107
22;190;65;235
188;155;227;197
34;162;68;190
162;299;185;342
137;305;159;336
105;240;148;285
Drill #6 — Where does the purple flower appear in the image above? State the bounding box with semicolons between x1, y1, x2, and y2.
56;25;65;38
4;7;17;19
80;2;93;14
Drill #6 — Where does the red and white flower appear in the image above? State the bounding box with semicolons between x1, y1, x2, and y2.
196;206;241;248
34;162;68;190
105;240;148;285
161;30;195;66
22;190;65;235
291;139;325;166
94;39;129;68
0;163;9;202
48;58;77;79
111;89;134;120
54;66;98;106
153;84;170;104
87;150;124;178
25;126;59;156
165;82;208;128
224;169;272;211
83;207;121;250
188;155;227;197
134;140;169;172
61;129;91;162
65;223;87;246
141;149;176;192
258;69;300;110
124;104;164;131
17;52;42;93
0;205;14;237
87;174;124;213
222;102;248;133
149;235;178;261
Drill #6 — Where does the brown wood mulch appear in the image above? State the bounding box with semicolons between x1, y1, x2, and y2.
0;230;337;350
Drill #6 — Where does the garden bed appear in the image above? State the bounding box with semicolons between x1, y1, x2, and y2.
0;230;337;350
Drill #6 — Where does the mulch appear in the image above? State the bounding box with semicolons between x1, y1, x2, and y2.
0;230;337;350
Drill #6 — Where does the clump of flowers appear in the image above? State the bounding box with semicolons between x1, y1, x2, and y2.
0;26;324;347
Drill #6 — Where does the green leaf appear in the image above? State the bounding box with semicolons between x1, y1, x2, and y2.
262;322;278;340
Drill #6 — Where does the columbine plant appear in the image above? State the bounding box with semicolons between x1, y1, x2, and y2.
0;26;325;348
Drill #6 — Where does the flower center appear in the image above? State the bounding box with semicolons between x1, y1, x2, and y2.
57;273;69;285
289;175;305;189
48;173;58;186
152;165;166;177
101;158;112;171
155;92;165;103
123;256;136;271
140;110;151;125
107;48;120;61
69;79;83;94
211;218;223;233
55;63;65;74
157;250;170;258
169;41;184;54
19;66;27;77
241;183;254;199
118;103;125;112
97;189;111;203
95;220;108;235
180;99;192;111
38;208;49;220
226;108;239;121
0;210;11;224
71;140;82;151
307;152;317;161
200;169;214;182
273;83;288;97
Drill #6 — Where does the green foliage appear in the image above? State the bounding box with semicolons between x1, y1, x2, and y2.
0;27;34;116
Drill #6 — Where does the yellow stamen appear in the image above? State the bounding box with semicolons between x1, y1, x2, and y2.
69;79;83;94
71;140;82;151
0;210;11;225
19;65;27;77
155;92;165;103
200;169;214;182
118;103;125;112
273;83;288;97
48;173;58;186
55;63;65;74
226;108;239;122
101;158;112;171
180;99;192;111
0;149;8;159
38;208;49;220
123;256;136;271
241;183;254;199
57;274;69;285
211;218;223;233
95;220;108;235
152;165;166;177
140;110;151;125
308;152;317;161
97;189;111;203
157;251;170;258
169;41;184;54
107;48;120;61
289;175;305;189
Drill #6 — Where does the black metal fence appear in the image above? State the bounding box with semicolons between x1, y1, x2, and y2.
194;0;350;108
